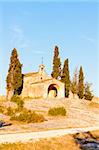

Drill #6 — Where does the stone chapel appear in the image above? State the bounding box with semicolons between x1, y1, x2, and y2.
21;64;65;99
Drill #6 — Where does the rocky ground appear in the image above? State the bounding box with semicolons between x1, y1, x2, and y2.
74;130;99;150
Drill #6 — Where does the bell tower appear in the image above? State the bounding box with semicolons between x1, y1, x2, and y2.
38;57;47;80
39;64;45;74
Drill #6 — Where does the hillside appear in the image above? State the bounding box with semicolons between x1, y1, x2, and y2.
0;97;99;133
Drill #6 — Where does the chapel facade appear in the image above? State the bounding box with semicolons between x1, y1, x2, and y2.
21;64;65;99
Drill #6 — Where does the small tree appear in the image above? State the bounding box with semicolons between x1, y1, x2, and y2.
71;67;78;97
61;59;70;97
78;66;84;99
51;46;61;79
84;82;93;100
6;48;22;99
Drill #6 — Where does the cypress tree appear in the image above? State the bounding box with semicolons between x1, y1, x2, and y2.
84;82;93;100
6;48;22;97
61;59;70;97
51;46;61;79
71;68;78;97
78;66;84;99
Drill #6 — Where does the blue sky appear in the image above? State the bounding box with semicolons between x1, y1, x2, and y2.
0;1;99;96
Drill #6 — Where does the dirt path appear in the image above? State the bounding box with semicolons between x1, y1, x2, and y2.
0;126;99;144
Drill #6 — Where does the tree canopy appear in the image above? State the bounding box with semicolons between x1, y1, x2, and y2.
71;68;78;96
61;59;70;97
6;48;22;96
84;82;93;100
78;66;84;99
51;46;61;79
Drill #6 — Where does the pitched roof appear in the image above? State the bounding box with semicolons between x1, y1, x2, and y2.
24;72;38;77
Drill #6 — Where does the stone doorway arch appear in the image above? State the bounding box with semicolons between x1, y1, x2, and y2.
48;84;58;98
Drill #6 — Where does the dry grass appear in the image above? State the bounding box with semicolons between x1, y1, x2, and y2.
0;96;7;108
92;97;99;104
90;130;99;139
0;135;80;150
0;97;99;133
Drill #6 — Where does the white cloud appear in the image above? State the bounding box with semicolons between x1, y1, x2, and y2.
9;25;31;49
12;26;23;34
81;35;95;44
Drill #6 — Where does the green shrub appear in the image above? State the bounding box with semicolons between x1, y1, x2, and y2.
84;93;93;101
11;95;24;110
10;109;45;123
16;100;24;111
6;107;14;116
48;107;66;116
0;105;17;116
5;107;18;116
84;82;93;101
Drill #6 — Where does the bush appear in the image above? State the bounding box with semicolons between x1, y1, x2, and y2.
6;107;14;116
11;95;24;110
84;93;93;101
0;105;17;116
84;82;93;101
48;107;66;116
5;107;18;116
0;106;5;113
10;109;45;123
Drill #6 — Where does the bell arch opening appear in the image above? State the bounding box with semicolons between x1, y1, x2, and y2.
48;84;58;98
